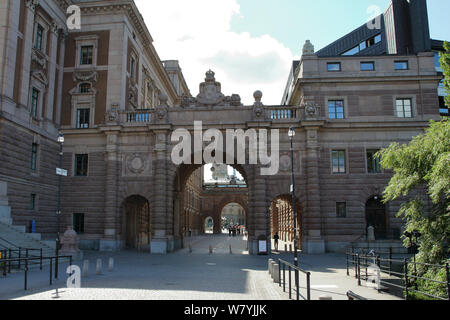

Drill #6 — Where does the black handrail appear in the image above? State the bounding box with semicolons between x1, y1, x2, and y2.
278;259;311;300
1;255;72;290
347;291;368;300
346;250;450;301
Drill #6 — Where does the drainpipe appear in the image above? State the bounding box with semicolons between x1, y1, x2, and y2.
0;0;12;113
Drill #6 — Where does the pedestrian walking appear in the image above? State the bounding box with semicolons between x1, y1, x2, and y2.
274;233;280;251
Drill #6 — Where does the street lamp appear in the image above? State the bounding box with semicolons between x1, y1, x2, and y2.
288;128;298;267
56;132;64;278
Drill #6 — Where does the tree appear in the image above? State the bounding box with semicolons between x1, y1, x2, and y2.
377;120;449;299
440;41;450;108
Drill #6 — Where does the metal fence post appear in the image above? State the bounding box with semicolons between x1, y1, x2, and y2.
445;263;449;301
55;255;59;279
49;258;53;285
40;248;43;270
388;247;392;276
283;264;286;292
404;259;409;300
354;253;358;279
8;249;11;273
295;269;299;301
24;258;28;290
278;260;281;287
288;266;292;300
346;251;349;276
306;272;311;301
18;248;21;269
357;254;361;286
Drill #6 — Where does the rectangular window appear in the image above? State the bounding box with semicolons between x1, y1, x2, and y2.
80;46;93;65
342;46;359;56
336;202;347;218
396;98;413;118
75;154;88;176
361;62;375;71
31;143;38;171
332;150;346;174
328;100;345;119
73;213;85;234
30;194;36;210
395;61;408;70
374;34;382;44
31;88;39;118
327;62;341;72
35;25;44;51
77;109;90;129
367;150;382;174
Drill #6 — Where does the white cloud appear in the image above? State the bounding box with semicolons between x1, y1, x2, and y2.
135;0;296;105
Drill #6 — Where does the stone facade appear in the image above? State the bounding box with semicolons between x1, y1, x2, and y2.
0;0;443;255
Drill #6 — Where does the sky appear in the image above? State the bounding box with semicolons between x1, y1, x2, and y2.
135;0;450;105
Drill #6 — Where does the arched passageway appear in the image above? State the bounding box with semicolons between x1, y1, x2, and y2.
366;196;387;240
121;195;151;250
269;194;303;251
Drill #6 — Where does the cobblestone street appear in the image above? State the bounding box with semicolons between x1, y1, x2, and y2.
0;233;401;300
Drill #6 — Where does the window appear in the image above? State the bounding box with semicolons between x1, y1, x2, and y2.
75;154;88;176
31;88;39;118
396;98;413;118
35;25;44;51
31;143;38;171
439;96;449;116
434;52;443;72
79;83;91;94
77;109;90;129
327;62;341;72
30;194;36;210
342;46;359;56
361;62;375;71
328;100;345;119
80;46;93;65
336;202;347;218
359;41;367;51
367;150;382;173
395;61;408;70
332;150;346;174
73;213;85;234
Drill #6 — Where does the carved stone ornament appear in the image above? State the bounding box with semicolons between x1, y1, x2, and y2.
154;93;169;122
302;40;315;56
73;71;98;83
305;103;319;119
127;154;146;174
196;70;225;106
104;104;120;124
252;90;265;119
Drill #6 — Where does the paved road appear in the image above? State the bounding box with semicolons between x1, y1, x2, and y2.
0;233;401;300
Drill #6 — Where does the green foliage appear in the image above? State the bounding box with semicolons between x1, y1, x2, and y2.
377;120;449;299
440;42;450;108
408;266;448;300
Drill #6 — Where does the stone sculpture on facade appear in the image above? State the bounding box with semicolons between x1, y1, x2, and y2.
60;226;83;260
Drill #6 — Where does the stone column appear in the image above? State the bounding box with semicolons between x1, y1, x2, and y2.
100;131;120;251
0;182;12;225
43;22;58;129
304;125;325;254
150;129;169;254
249;167;269;255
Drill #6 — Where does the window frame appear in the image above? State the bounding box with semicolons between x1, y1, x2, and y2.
396;98;413;118
74;154;89;177
73;213;85;234
35;24;44;51
30;88;40;118
336;202;347;218
327;62;341;72
394;61;409;71
76;108;90;129
331;150;347;174
360;61;375;71
366;149;382;174
328;100;345;119
80;45;94;66
31;143;38;171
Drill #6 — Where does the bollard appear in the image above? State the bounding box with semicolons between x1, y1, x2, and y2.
108;258;114;272
209;245;213;254
289;244;293;253
82;260;89;278
319;295;333;300
96;259;102;275
189;244;192;253
273;263;280;284
268;259;274;274
284;244;287;252
229;245;232;255
270;260;276;279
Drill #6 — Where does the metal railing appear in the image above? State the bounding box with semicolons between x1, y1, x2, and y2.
278;259;311;300
1;255;72;290
1;248;45;271
346;291;368;300
346;250;450;301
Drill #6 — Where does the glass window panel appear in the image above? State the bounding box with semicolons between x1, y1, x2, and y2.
375;34;382;43
395;61;408;70
359;41;367;51
327;63;341;71
80;46;93;65
342;46;359;56
361;62;375;71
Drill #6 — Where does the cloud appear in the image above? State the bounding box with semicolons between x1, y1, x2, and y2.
135;0;296;105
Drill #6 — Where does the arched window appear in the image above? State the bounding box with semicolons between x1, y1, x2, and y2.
79;83;91;94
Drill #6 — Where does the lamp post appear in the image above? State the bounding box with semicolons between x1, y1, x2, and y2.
405;230;421;290
56;132;64;278
288;128;298;267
